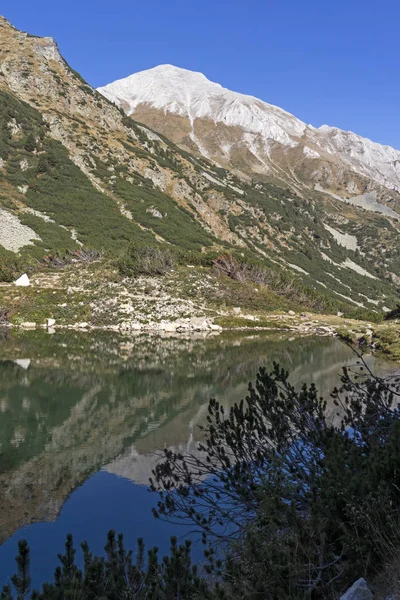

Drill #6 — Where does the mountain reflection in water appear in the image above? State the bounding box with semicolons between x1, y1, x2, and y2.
0;329;394;587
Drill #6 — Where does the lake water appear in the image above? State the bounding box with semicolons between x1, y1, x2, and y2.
0;329;394;589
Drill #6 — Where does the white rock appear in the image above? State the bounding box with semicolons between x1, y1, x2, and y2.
77;322;89;329
14;359;31;370
340;578;372;600
316;326;333;335
46;318;56;327
288;310;296;316
14;274;30;287
190;317;209;330
20;322;36;329
210;324;223;331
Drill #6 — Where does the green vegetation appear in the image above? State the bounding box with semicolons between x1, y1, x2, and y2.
0;78;398;313
3;358;400;598
211;251;378;317
374;327;400;361
112;175;215;251
0;89;154;273
117;243;174;277
0;247;31;282
385;305;400;320
2;534;216;600
0;306;9;325
152;359;400;598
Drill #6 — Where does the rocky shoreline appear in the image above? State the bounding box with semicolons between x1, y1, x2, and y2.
5;315;341;337
1;266;399;361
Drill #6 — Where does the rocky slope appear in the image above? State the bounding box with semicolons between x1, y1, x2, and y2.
99;65;400;211
0;17;399;314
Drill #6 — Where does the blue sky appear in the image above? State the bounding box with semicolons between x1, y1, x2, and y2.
3;0;400;148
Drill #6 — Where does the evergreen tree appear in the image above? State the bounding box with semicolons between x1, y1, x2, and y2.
152;357;400;597
23;133;36;152
11;540;31;600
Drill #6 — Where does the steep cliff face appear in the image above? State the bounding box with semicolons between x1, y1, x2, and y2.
0;17;399;311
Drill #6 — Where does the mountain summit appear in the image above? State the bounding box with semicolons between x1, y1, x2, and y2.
99;65;400;205
98;64;305;146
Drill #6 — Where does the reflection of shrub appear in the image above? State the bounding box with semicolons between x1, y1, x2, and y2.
0;306;9;324
5;361;400;598
118;244;174;277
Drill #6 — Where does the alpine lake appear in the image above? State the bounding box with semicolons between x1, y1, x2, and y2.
0;328;396;589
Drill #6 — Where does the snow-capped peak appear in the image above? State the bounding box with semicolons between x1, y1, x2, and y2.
98;65;400;193
98;64;307;147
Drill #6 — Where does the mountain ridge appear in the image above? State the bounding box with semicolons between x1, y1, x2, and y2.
98;65;400;200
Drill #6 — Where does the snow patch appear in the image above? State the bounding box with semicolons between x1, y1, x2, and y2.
342;258;377;279
320;252;342;267
323;223;358;251
331;290;365;307
146;206;164;219
202;171;224;187
287;262;309;275
137;125;163;143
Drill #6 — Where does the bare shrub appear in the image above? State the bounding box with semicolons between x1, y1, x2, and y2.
118;244;174;277
42;248;104;269
213;252;276;285
213;252;340;313
71;248;104;263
